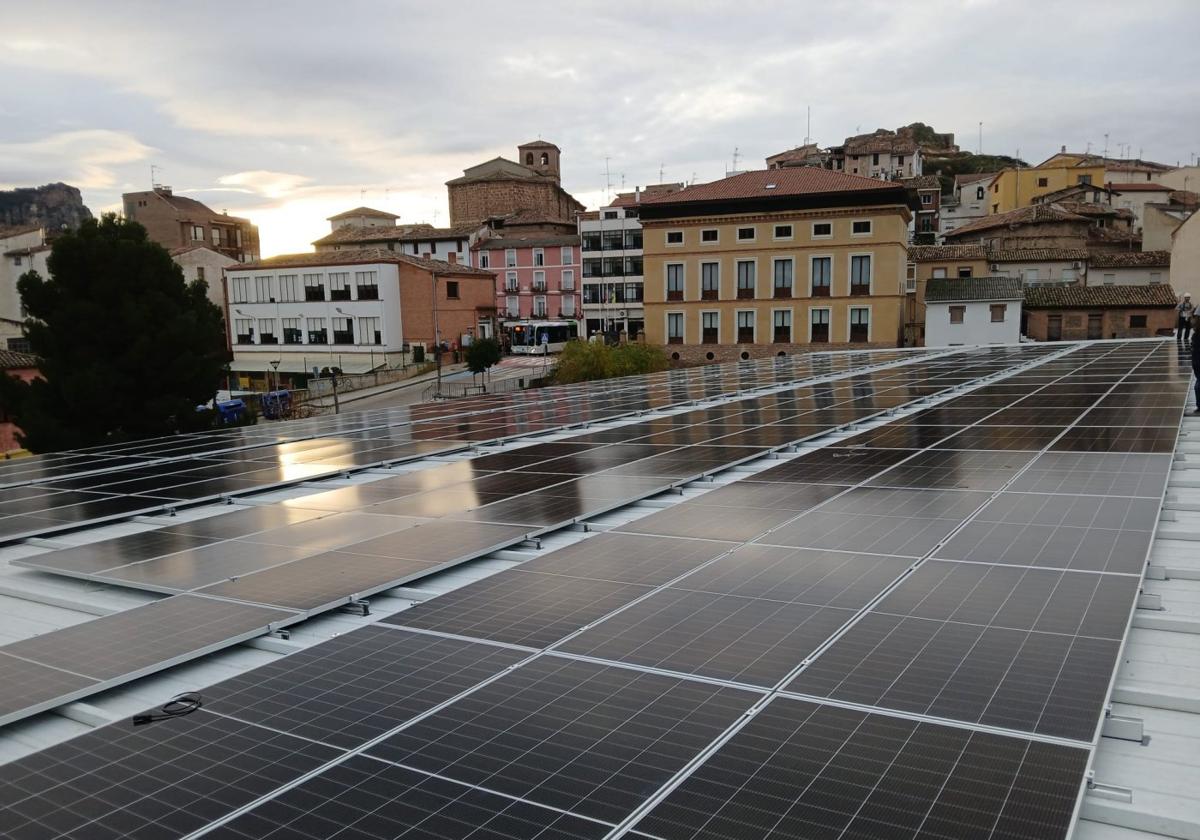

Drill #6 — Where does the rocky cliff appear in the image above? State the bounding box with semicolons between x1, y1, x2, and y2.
0;183;93;232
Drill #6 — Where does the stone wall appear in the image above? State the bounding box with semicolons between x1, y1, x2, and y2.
1023;307;1175;341
448;179;581;226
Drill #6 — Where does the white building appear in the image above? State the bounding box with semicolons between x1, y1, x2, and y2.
939;174;994;239
1087;251;1170;286
924;276;1023;347
313;207;477;266
170;245;238;310
225;254;406;380
578;184;682;339
0;225;47;330
990;248;1089;285
1108;183;1174;231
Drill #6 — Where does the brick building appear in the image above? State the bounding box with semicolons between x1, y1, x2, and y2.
446;141;584;226
123;187;259;262
1022;284;1176;341
903;175;942;243
640;167;914;364
475;233;580;323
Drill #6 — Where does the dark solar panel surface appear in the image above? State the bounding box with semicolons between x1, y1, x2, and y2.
633;698;1088;840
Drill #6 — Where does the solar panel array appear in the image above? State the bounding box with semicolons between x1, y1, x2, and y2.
0;339;1184;840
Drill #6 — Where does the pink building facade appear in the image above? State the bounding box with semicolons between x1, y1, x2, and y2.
474;234;581;322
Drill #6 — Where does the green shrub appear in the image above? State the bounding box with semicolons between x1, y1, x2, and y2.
552;340;669;384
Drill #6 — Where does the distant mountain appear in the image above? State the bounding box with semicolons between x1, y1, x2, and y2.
0;183;93;232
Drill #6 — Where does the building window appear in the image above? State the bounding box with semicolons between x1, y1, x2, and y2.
932;267;947;279
479;252;490;269
812;222;832;238
1130;314;1147;328
282;318;302;345
773;259;793;299
666;231;684;245
234;318;254;344
773;310;792;343
604;210;618;220
505;248;517;267
329;272;351;301
533;296;547;317
1037;177;1049;187
624;230;643;249
332;317;354;344
278;274;299;302
920;216;934;232
307;318;327;344
1149;272;1162;284
561;269;575;291
701;229;718;243
666;264;684;301
850;255;872;295
872;153;880;166
850;307;870;342
602;230;623;251
446;280;460;299
701;262;719;301
533;270;546;292
702;311;719;344
667;312;684;344
304;274;326;301
354;271;379;300
736;226;755;241
990;304;1007;323
736;260;755;299
976;186;985;200
212;228;222;246
254;276;273;302
358;316;382;345
561;245;573;264
957;266;972;279
1078;174;1093;185
196;266;205;283
501;271;516;292
230;276;250;303
921;193;932;205
811;257;831;297
992;204;999;213
533;248;544;267
1102;273;1115;285
949;305;966;324
810;308;830;343
851;220;872;235
506;295;519;316
258;318;277;344
192;225;204;241
737;310;755;343
1024;268;1040;282
561;296;575;317
773;224;793;240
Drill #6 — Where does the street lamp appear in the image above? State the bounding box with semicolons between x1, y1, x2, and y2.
432;272;443;398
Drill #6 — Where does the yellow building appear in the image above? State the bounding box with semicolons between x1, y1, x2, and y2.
986;154;1107;214
640;168;913;362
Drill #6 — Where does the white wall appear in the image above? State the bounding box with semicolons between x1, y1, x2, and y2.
172;247;237;309
227;262;404;373
1089;266;1168;286
0;229;46;322
926;300;1021;347
994;260;1084;284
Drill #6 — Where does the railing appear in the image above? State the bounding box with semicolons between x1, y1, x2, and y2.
422;369;548;402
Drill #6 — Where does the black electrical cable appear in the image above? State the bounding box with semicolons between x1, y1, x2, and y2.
132;692;203;726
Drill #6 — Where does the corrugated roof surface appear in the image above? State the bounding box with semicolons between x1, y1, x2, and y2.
925;276;1024;302
1023;284;1178;308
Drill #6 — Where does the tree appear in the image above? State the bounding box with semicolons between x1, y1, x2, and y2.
465;337;501;380
1;215;230;452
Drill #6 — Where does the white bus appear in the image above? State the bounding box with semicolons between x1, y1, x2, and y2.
505;320;579;354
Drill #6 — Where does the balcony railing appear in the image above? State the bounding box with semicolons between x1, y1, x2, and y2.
737;287;755;300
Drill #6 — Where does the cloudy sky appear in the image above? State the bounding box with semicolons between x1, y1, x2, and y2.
2;0;1197;255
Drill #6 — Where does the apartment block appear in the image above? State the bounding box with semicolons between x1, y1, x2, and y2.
123;186;259;262
579;184;683;339
475;235;580;322
224;249;495;384
640;168;913;363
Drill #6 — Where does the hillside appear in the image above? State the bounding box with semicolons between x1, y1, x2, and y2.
0;183;93;232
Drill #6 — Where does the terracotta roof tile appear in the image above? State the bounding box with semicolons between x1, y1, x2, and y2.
954;173;997;187
908;244;989;261
1088;250;1171;268
901;175;942;191
925;276;1024;302
943;203;1090;239
326;207;400;220
312;223;477;247
1023;284;1178;309
0;348;38;369
235;249;493;276
639;168;901;206
475;234;580;250
989;248;1090;261
1106;183;1171;192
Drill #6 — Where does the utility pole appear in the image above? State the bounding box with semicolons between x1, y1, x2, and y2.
432;273;443;398
978;122;983;155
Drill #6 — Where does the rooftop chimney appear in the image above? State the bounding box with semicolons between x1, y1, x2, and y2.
635;186;641;202
1061;145;1067;153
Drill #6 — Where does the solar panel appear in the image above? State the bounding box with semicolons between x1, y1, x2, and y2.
99;540;334;593
0;710;341;840
365;656;757;824
747;446;919;485
632;697;1089;840
1007;451;1173;497
205;626;526;748
209;756;613;840
864;448;1038;491
1050;424;1180;453
12;529;219;575
932;424;1067;451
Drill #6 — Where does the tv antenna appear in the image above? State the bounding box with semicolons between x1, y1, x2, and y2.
150;164;161;188
731;147;741;172
658;162;665;183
